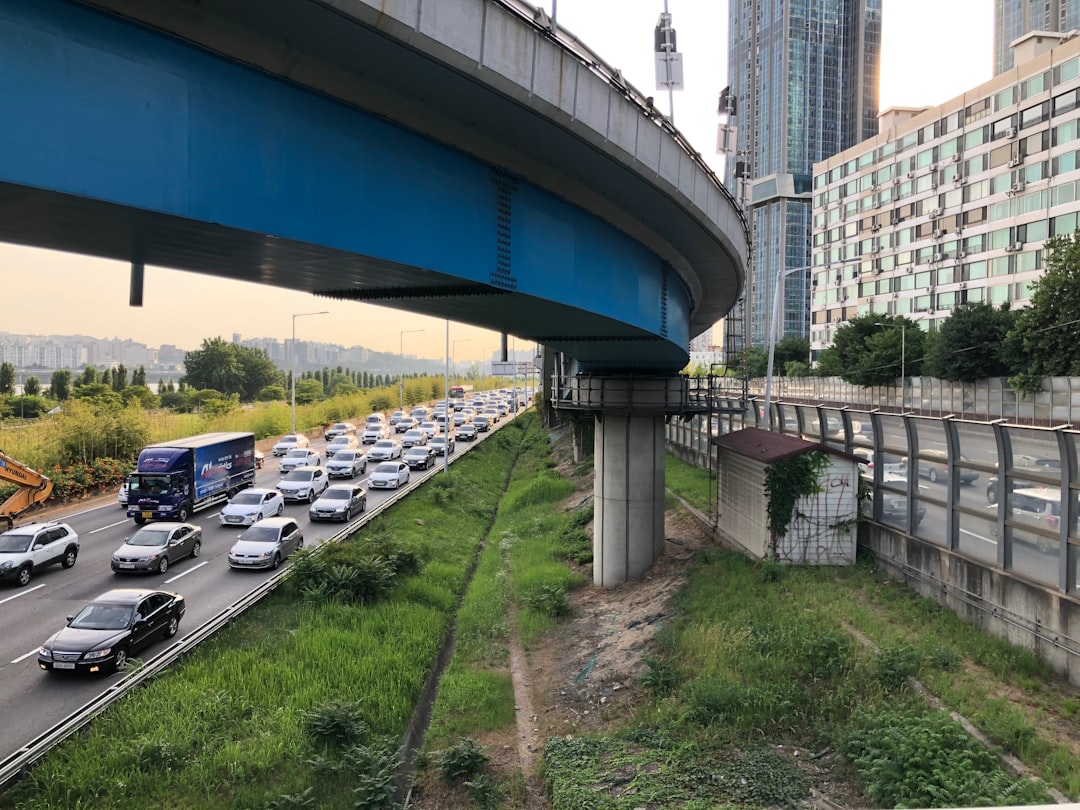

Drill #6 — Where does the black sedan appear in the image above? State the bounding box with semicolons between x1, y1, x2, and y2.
38;589;186;674
403;446;436;470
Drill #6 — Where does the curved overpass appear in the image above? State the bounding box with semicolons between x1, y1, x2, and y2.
0;0;746;373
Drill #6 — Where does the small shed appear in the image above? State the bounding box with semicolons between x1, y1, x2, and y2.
713;428;861;565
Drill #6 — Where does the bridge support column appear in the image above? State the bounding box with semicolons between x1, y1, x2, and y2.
594;412;665;586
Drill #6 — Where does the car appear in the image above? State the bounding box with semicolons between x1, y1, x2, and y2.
404;446;436;470
272;433;310;456
985;464;1058;505
362;424;390;444
988;488;1070;552
255;451;265;469
326;449;368;478
389;410;406;427
369;461;411;489
118;473;135;507
364;413;388;429
395;416;418;434
853;448;908;478
452;411;470;427
496;402;509;416
325;435;360;458
401;428;428;447
419;421;440;439
368;439;402;461
111;522;202;574
228;517;304;570
880;497;926;529
309;484;367;522
37;588;186;674
323;422;356;441
280;448;321;473
483;407;501;423
0;521;79;587
218;488;285;527
918;450;979;485
434;413;450;430
457;424;478;441
430;435;455;456
277;466;329;502
473;415;491;433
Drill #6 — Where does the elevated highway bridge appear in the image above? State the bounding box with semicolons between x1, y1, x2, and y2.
0;0;748;583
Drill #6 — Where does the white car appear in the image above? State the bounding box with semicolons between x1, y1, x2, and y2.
272;434;310;456
369;461;410;489
362;424;390;444
309;484;367;522
218;488;285;527
325;449;368;478
228;517;304;571
277;466;329;502
401;429;428;448
419;421;440;439
368;439;402;461
280;448;321;473
0;522;79;587
325;435;360;458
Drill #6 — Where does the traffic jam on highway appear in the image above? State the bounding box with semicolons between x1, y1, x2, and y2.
1;389;530;681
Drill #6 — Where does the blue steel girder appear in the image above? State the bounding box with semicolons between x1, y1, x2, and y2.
0;0;740;373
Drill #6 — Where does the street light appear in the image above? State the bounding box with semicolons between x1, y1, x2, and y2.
874;320;907;404
291;310;328;434
399;329;425;410
764;258;862;428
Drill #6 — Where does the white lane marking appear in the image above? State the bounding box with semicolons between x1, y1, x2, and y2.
12;648;41;664
0;584;44;605
165;560;209;583
960;528;995;544
89;519;131;534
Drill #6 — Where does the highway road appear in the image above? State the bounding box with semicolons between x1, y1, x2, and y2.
0;411;513;765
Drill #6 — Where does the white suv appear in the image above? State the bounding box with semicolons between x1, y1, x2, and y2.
0;522;80;587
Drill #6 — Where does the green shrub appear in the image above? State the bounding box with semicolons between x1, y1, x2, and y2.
874;643;922;691
518;583;570;617
303;700;370;749
439;737;488;782
638;655;679;696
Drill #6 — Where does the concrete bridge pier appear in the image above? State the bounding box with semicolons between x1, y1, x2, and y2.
594;410;666;586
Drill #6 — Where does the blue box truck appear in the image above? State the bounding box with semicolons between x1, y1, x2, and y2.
126;432;257;524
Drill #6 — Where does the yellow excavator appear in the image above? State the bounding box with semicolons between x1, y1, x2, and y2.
0;451;53;531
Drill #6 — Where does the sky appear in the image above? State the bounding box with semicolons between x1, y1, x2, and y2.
0;0;994;362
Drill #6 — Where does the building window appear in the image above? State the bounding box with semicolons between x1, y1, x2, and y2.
992;117;1016;140
1053;118;1079;148
994;86;1016;111
1019;102;1048;129
966;260;987;280
1021;71;1051;100
1053;87;1080;116
1054;58;1080;85
965;97;991;124
1053;211;1078;235
1021;162;1047;184
990;256;1011;276
965;127;989;150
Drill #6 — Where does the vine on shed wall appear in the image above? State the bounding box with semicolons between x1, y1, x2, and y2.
764;451;831;542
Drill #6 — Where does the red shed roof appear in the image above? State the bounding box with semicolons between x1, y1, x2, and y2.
714;427;860;465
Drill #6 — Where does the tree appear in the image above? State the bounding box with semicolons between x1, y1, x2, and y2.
78;366;98;386
0;362;13;395
234;345;281;401
50;370;72;401
23;376;41;397
183;338;282;401
132;366;147;387
294;377;325;405
817;314;924;387
257;385;287;402
112;364;128;392
121;385;159;409
735;346;769;378
7;395;50;419
925;302;1019;381
100;367;112;390
1006;231;1080;391
774;337;810;372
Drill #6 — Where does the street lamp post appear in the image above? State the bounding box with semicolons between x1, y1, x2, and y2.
764;259;862;428
399;329;425;410
291;310;329;434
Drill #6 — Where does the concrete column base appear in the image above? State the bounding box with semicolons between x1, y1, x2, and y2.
594;412;665;586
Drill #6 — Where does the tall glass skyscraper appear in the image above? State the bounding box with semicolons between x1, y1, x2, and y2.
726;0;882;349
995;0;1080;75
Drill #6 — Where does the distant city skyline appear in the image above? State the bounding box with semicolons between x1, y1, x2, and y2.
0;0;991;359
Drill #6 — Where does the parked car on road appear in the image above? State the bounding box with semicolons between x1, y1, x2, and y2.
918;450;979;485
323;422;356;441
228;517;304;570
37;588;186;674
277;467;329;503
369;461;410;490
430;435;455;456
368;439;402;461
219;488;285;527
272;434;310;456
280;448;321;473
404;446;436;470
326;449;367;479
111;522;202;575
309;484;367;522
325;435;360;458
0;521;79;587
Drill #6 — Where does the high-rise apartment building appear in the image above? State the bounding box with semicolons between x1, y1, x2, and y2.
810;31;1080;360
726;0;882;350
995;0;1080;75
